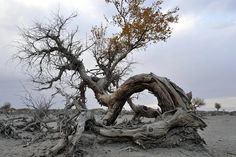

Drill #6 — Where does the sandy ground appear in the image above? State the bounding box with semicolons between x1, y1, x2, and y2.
0;114;236;157
199;115;236;157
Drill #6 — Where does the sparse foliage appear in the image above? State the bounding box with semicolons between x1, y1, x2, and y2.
191;97;206;110
21;89;53;120
16;0;178;109
215;102;221;111
0;102;11;111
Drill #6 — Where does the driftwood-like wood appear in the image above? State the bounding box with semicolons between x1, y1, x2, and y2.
127;98;162;121
48;108;207;155
47;111;93;157
91;108;206;148
100;73;192;125
0;121;20;139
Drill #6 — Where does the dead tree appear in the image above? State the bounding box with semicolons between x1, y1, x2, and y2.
45;74;206;156
47;75;206;156
20;88;54;132
15;0;207;156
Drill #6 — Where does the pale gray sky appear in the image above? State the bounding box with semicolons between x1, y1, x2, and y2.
0;0;236;110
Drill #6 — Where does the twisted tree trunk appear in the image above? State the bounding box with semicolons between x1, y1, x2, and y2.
49;73;206;156
100;73;192;125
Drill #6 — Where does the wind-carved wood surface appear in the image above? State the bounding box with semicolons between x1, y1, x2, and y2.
100;73;193;125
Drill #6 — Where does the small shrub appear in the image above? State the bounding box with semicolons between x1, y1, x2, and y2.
0;102;11;113
191;97;206;110
215;103;221;111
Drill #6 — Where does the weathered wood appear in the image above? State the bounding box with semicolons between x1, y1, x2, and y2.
127;98;161;121
101;73;192;125
91;108;206;148
47;111;93;156
31;72;207;156
49;108;206;156
0;121;21;139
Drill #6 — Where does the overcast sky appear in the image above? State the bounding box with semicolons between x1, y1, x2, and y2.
0;0;236;109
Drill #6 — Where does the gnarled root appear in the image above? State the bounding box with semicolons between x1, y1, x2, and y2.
90;108;206;149
49;108;206;156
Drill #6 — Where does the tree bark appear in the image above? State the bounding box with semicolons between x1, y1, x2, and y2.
127;98;161;120
88;108;207;149
49;108;207;156
100;73;192;125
